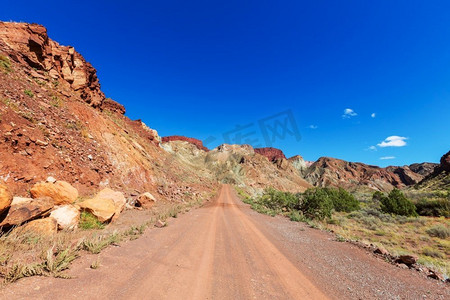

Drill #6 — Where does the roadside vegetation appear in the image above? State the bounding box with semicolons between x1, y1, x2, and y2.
237;186;450;278
0;199;206;286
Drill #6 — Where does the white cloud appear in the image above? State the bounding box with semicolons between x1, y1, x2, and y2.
380;156;396;160
342;108;357;119
377;136;408;147
371;113;376;118
308;125;318;129
367;145;377;151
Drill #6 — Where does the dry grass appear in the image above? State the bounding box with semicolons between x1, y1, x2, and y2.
0;194;211;285
326;211;450;278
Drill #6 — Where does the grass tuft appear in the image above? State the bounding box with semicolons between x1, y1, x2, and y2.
79;211;105;230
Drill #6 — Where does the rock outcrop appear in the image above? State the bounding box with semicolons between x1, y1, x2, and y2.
0;21;216;204
0;22;106;108
162;136;209;152
408;163;438;177
414;150;450;191
254;147;286;162
440;151;450;172
303;157;425;192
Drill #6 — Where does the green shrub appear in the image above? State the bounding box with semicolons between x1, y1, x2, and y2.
79;211;105;230
24;89;34;98
289;210;303;222
0;55;11;73
426;225;450;239
379;189;417;216
259;188;299;211
422;247;444;259
328;187;360;212
416;198;450;218
300;188;333;220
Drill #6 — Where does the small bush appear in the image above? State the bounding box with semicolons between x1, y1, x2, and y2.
300;188;333;220
79;211;105;230
289;210;303;222
379;189;417;216
24;89;34;98
416;198;450;218
426;225;450;239
422;247;444;259
259;188;299;211
0;55;11;73
328;188;360;212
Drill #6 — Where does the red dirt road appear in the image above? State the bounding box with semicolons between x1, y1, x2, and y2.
2;185;449;299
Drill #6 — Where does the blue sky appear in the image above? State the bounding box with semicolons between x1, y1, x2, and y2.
2;1;449;166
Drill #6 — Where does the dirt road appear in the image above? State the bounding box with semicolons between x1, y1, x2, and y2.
2;185;449;299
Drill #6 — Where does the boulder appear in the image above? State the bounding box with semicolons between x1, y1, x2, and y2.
94;188;125;220
78;198;115;223
136;192;157;209
0;184;12;214
50;205;80;230
30;181;79;205
21;217;57;236
0;197;54;227
374;246;389;256
397;254;418;266
77;188;124;223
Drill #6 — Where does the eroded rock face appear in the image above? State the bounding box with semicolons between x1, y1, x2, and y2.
409;163;438;177
0;22;105;108
303;157;424;192
30;181;79;205
162;136;209;152
0;184;12;214
440;151;450;172
254;147;286;162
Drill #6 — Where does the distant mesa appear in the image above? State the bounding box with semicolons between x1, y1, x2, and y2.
161;136;209;152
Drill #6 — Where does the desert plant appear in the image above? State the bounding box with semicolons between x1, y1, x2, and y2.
426;225;450;239
82;233;118;254
42;245;78;275
380;189;417;216
0;55;11;73
24;89;34;97
422;247;445;259
328;187;360;212
79;211;105;230
416;198;450;218
300;188;333;220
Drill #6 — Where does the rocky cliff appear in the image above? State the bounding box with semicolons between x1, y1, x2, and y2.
0;21;216;201
162;135;209;152
414;151;450;191
254;147;286;162
302;157;427;192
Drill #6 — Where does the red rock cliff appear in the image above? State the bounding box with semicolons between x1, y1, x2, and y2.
162;136;209;152
254;147;286;162
0;21;121;112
